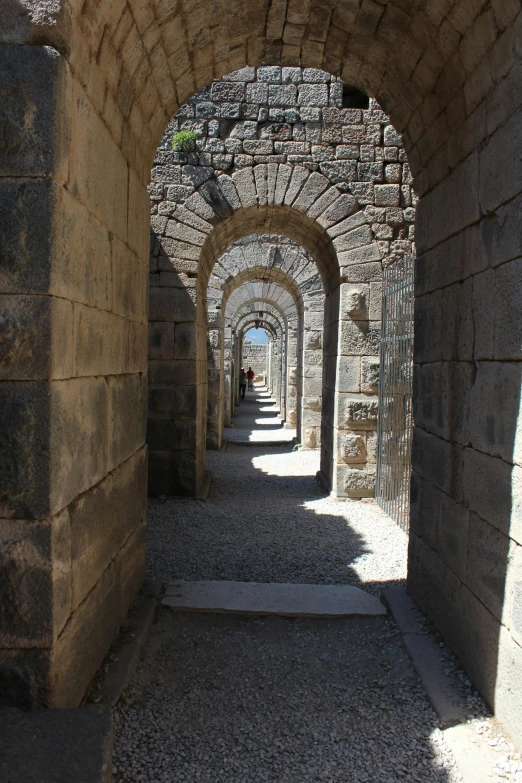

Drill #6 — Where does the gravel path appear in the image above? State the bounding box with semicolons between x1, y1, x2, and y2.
147;391;407;594
112;394;467;782
113;612;461;783
224;387;297;443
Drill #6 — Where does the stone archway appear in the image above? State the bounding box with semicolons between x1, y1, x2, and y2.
2;1;522;748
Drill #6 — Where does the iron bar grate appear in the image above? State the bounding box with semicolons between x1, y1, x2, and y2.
376;255;414;531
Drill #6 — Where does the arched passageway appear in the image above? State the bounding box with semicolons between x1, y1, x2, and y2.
2;2;522;752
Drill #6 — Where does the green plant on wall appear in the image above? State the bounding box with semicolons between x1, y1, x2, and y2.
171;130;197;153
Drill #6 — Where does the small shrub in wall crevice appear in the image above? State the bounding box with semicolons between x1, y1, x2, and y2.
171;130;197;153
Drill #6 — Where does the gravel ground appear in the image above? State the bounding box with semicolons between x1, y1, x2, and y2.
225;388;296;443
113;612;461;783
112;391;521;783
147;391;407;594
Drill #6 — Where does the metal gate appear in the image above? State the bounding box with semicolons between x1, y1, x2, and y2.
376;254;414;530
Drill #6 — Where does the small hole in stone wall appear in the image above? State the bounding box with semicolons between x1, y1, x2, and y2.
342;85;370;109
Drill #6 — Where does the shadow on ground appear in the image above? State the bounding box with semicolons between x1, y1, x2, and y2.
113;611;455;782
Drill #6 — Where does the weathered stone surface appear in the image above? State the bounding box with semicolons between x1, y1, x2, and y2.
52;521;145;706
163;580;385;616
361;356;379;393
338;432;366;464
0;295;73;380
0;45;70;180
69;448;146;609
0;510;71;647
340;320;380;355
337;393;378;430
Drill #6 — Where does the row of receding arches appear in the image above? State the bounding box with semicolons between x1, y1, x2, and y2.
204;236;325;452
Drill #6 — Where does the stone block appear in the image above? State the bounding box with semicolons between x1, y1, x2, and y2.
416;152;479;254
469;361;521;462
361;356;379;393
338;243;382;266
374;185;400;206
0;510;71;647
338;432;366;464
480;108;522;215
481;191;522;270
257;66;282;83
149;287;197;322
149;322;175;360
297;84;329;106
108;373;147;470
0;177;57;294
175;322;198;360
357;163;383;182
0;45;70;180
466;513;512;622
69;448;146;609
411;426;463;501
455;584;501;708
407;532;461;645
68;79;128;240
211;81;245;102
268;84;297;105
0;295;73;380
494;256;522;359
337;393;378;430
319;160;357;183
384;125;402;146
333;224;372;253
339;465;376;498
282;67;302;83
340;320;380;355
463;447;513;538
438;492;469;583
148;384;197;419
73;305;128;377
148;360;197;386
409;470;441;554
51;521;145;706
336;356;361;392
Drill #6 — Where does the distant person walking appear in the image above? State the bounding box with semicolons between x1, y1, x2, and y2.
247;367;255;392
239;368;247;400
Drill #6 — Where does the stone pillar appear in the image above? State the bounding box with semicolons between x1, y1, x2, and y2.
223;326;233;426
332;283;380;498
301;292;325;449
206;312;223;450
285;323;299;430
0;45;148;706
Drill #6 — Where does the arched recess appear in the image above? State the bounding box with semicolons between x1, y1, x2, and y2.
4;3;522;748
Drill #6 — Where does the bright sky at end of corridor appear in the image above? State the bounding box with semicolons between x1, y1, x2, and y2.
245;328;269;345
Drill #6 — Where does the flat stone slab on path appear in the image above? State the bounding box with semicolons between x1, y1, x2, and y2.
163;580;386;617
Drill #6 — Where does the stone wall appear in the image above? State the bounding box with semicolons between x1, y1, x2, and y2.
242;343;268;378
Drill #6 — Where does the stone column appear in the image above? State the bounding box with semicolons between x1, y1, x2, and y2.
223;325;234;426
285;322;299;430
301;292;325;449
332;283;380;498
206;312;224;450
